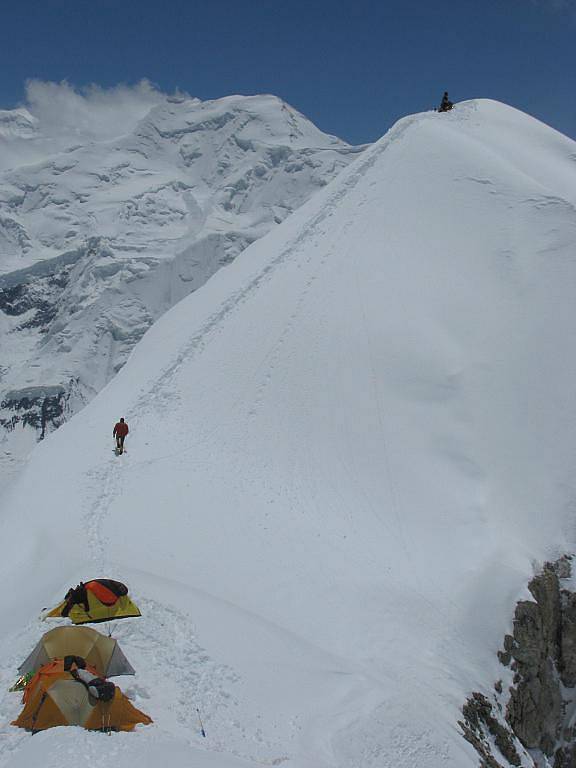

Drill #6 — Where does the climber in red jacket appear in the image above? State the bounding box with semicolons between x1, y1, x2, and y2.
113;418;129;454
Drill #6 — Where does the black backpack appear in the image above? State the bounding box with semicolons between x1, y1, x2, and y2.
88;678;116;702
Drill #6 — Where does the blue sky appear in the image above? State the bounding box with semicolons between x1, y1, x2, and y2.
0;0;573;144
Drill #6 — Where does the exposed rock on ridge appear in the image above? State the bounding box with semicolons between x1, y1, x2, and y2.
461;557;576;767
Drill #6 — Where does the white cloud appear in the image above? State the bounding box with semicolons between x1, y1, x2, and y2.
23;79;183;141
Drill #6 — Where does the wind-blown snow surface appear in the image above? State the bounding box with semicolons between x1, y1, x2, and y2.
0;82;361;477
2;99;576;767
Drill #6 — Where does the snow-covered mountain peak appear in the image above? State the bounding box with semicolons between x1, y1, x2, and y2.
136;92;339;148
0;108;38;141
0;85;363;476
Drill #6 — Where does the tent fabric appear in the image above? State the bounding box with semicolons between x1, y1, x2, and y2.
106;643;135;677
18;627;135;678
84;687;151;731
46;584;141;624
12;665;152;732
17;692;69;731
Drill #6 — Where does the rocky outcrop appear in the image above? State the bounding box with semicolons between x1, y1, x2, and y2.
461;692;521;767
0;384;74;439
507;567;563;754
460;556;576;767
0;258;73;331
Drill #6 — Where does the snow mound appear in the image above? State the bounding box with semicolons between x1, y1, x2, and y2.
1;99;576;767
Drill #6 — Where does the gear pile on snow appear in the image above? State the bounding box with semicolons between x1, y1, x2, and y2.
46;579;141;624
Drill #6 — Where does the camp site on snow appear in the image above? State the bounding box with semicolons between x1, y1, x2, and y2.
8;579;151;734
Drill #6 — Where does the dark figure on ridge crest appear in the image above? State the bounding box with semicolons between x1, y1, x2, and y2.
438;92;454;112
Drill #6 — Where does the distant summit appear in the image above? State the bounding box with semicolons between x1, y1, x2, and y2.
0;108;38;140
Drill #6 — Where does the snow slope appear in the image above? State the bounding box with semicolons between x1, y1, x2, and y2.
2;99;576;767
0;85;362;477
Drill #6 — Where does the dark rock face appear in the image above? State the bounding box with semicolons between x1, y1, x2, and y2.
460;692;521;767
507;568;563;753
561;590;576;686
461;557;576;767
0;384;73;439
0;250;85;452
0;262;72;331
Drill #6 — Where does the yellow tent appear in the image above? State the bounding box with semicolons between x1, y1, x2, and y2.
18;626;135;678
46;580;141;624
